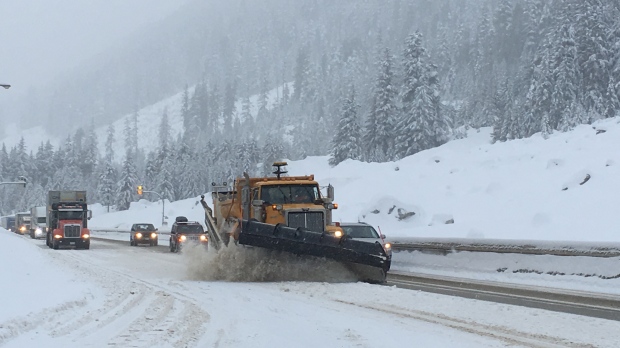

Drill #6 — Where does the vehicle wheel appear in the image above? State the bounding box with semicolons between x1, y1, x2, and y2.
53;241;59;250
130;239;134;246
154;240;158;247
30;231;34;239
83;241;90;250
169;242;174;252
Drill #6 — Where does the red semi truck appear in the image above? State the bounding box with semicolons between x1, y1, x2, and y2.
46;190;92;250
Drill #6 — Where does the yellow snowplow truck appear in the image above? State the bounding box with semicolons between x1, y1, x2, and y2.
199;162;390;283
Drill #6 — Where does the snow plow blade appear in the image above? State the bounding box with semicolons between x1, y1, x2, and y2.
240;220;391;283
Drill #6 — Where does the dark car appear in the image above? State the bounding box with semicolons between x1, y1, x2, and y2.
130;223;159;246
340;222;392;263
169;216;208;252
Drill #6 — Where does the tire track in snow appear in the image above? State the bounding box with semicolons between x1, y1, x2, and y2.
335;300;595;348
55;246;211;347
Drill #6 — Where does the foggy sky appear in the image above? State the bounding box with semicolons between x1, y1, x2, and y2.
0;0;190;91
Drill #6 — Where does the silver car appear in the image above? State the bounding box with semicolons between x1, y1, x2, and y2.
340;222;392;261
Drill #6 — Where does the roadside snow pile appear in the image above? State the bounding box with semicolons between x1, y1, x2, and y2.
287;117;620;242
0;230;92;327
89;197;207;232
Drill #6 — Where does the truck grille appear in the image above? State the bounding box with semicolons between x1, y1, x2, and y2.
64;225;81;238
287;212;324;232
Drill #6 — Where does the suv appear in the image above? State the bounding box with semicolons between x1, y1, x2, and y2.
340;222;392;267
130;223;158;246
169;216;208;252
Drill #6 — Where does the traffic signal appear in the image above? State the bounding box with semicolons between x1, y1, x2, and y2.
137;185;143;195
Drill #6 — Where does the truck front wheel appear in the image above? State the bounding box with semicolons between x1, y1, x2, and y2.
53;241;59;250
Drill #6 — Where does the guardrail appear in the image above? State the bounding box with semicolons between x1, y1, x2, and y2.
92;230;620;258
391;237;620;258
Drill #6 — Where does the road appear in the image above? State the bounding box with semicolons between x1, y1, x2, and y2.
1;236;617;347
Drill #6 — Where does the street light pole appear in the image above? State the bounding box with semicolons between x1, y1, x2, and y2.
143;190;165;227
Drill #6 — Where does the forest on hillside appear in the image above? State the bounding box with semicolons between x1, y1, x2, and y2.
2;0;620;214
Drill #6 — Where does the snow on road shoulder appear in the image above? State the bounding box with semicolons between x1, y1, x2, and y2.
0;229;98;343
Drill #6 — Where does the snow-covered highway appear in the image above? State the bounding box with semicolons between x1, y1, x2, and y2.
1;230;616;348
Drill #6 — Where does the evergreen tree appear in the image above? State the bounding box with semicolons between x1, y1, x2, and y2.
364;48;397;162
116;149;138;211
329;87;362;166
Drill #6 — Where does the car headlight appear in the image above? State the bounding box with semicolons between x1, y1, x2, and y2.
384;243;392;250
334;230;343;238
179;235;186;242
200;235;207;241
151;232;157;238
136;232;143;238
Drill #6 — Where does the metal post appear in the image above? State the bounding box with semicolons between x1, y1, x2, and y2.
143;190;165;227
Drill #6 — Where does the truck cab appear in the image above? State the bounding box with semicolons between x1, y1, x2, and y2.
15;212;31;235
47;200;91;250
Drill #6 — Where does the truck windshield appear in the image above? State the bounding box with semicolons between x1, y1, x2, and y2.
37;217;46;223
58;211;84;220
260;184;319;204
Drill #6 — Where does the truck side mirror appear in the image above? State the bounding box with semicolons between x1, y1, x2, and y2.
87;210;92;220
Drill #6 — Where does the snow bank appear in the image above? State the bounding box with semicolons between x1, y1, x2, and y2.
89;197;207;232
0;230;93;325
288;117;620;242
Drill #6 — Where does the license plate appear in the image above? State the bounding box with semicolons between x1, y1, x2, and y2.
70;242;75;245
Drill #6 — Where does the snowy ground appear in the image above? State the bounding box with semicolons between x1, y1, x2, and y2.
1;230;616;347
287;117;620;243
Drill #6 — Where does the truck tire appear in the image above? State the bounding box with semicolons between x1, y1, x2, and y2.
30;231;34;239
83;241;90;250
53;241;59;250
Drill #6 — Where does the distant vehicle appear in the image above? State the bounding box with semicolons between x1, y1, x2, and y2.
15;212;31;235
130;223;158;246
0;215;16;232
169;216;208;252
340;222;392;269
29;206;47;239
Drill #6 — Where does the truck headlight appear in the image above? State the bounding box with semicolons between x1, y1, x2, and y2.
136;232;142;239
82;234;90;239
35;228;42;234
334;230;343;238
54;234;62;239
20;226;26;232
